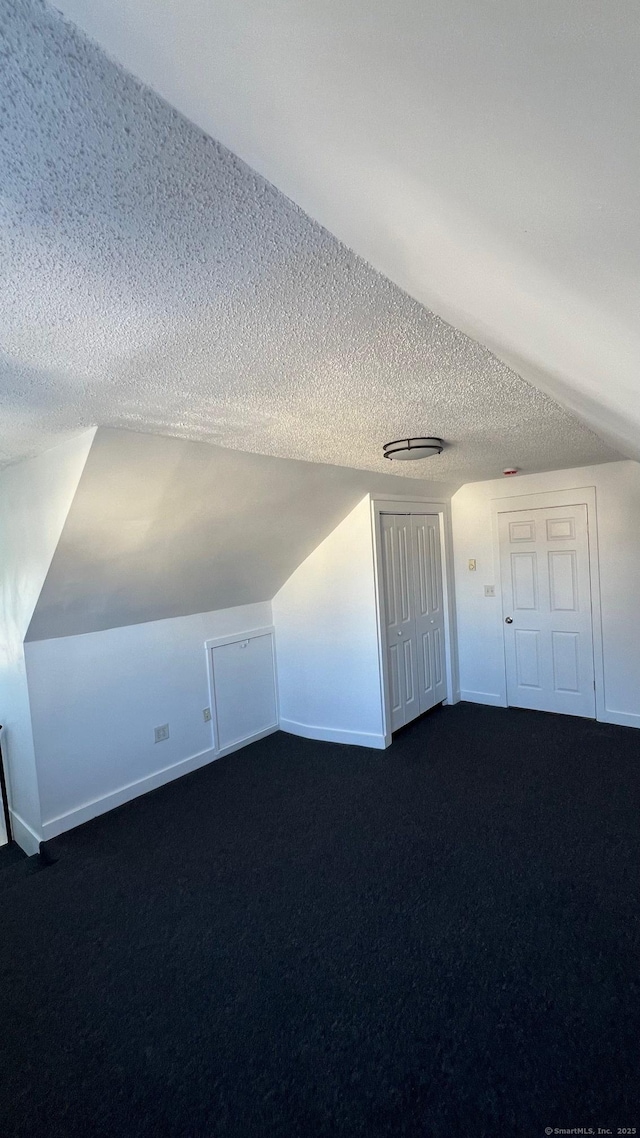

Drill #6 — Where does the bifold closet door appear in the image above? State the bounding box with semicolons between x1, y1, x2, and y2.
381;514;420;731
380;514;446;732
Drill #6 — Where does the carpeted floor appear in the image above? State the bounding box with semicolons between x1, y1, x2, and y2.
0;842;25;871
1;703;638;1137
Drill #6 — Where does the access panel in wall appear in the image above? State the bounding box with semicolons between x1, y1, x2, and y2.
207;628;278;756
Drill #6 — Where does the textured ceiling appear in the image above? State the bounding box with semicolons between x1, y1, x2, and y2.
0;0;617;481
27;428;458;640
53;0;640;465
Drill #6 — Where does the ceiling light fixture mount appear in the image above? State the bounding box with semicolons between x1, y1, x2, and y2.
383;436;444;462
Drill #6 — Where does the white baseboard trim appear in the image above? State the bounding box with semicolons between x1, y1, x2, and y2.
459;690;507;708
10;810;42;856
598;708;640;730
216;724;279;759
280;718;386;750
41;745;218;840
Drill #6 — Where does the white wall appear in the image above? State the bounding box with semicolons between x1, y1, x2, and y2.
451;459;640;726
28;428;458;640
0;430;95;851
24;601;271;839
273;496;385;748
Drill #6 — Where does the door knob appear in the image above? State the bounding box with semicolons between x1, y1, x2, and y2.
505;617;513;624
397;630;402;636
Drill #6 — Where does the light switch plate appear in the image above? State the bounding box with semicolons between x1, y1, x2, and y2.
484;584;496;597
468;559;477;571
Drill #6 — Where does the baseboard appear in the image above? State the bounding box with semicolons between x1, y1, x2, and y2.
598;708;640;730
41;746;218;840
280;718;387;750
216;724;279;759
459;691;507;708
10;810;42;856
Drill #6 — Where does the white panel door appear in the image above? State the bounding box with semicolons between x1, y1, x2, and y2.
380;514;420;731
380;513;446;732
411;515;447;712
498;504;595;717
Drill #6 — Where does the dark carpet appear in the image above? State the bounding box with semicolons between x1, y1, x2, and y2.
0;842;44;899
0;842;25;872
1;703;639;1137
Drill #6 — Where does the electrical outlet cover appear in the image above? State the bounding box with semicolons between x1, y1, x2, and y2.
154;724;170;742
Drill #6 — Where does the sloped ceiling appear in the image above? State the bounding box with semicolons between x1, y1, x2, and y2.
53;0;640;461
0;430;95;644
0;0;616;481
26;427;459;640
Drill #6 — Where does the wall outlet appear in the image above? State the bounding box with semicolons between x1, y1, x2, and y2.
203;707;212;722
468;559;477;571
154;724;170;743
484;584;496;597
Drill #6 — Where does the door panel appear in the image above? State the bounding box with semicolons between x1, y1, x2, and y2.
388;642;402;716
382;522;397;628
403;638;415;702
551;631;580;693
433;627;444;687
421;629;432;694
514;628;541;688
548;550;577;610
511;552;538;609
509;520;535;542
396;521;412;623
546;516;575;541
499;504;595;717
